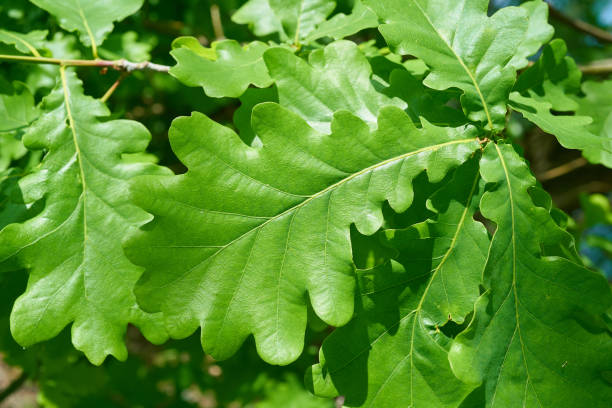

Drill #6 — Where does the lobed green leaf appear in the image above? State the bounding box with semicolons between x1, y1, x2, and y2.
0;69;170;365
126;103;481;365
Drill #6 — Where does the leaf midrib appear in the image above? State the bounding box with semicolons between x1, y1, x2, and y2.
492;144;542;407
160;137;479;290
76;0;98;58
320;168;481;403
60;66;89;248
406;167;480;406
409;0;494;130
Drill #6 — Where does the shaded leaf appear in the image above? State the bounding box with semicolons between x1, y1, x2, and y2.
449;144;612;407
307;159;489;407
0;69;169;365
232;0;284;38
126;104;481;365
233;86;279;146
0;84;39;133
574;80;612;142
384;69;466;128
232;0;336;43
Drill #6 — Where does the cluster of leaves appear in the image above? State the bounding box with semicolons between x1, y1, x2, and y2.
1;0;612;406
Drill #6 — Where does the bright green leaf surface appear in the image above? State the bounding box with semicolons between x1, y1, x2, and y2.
126;104;480;365
307;159;489;407
264;41;405;133
29;0;144;47
449;144;612;407
305;0;378;42
0;69;169;365
0;29;47;56
365;0;551;130
170;39;273;98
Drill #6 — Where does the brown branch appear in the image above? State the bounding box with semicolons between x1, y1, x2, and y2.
0;371;28;404
579;59;612;75
537;157;589;182
547;2;612;44
210;4;225;41
0;54;171;73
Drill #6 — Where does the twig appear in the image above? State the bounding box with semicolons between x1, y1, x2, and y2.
547;2;612;44
579;59;612;75
210;4;225;41
0;54;171;73
538;157;588;182
0;371;28;404
101;71;131;103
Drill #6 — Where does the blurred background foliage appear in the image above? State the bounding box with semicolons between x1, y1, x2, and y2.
0;0;611;406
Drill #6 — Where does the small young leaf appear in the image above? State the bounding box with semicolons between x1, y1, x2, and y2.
170;39;273;98
126;104;481;365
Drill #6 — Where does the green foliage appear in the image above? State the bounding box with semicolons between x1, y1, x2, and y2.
450;144;612;407
234;0;336;43
170;39;272;98
307;159;489;407
305;0;378;43
1;0;612;406
29;0;144;49
265;41;405;131
0;69;169;365
125;104;479;365
510;40;612;167
0;28;47;55
364;0;553;131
